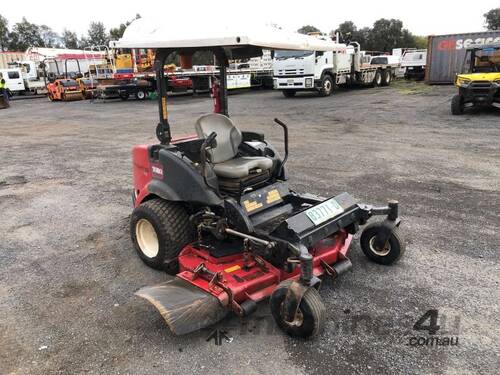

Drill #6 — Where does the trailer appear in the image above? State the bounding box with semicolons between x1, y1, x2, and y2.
92;78;155;101
273;40;395;97
401;49;427;80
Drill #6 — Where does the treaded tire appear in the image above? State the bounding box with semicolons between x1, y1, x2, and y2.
319;75;333;96
130;199;194;272
360;223;405;265
270;283;326;338
373;70;382;87
451;94;464;115
381;70;392;86
135;90;146;100
282;90;296;98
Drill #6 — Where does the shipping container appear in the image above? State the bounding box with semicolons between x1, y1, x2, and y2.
0;52;25;69
426;31;500;84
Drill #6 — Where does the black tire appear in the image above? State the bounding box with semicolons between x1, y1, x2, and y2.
373;70;382;87
451;94;464;115
130;199;195;272
135;90;146;100
119;92;129;100
270;283;326;338
282;90;296;98
381;70;392;86
319;75;334;96
360;223;405;265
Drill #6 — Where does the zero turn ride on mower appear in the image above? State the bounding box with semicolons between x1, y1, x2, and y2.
113;20;405;338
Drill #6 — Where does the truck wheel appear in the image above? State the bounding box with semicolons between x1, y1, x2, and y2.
381;70;392;86
130;199;195;272
119;92;129;100
360;223;405;265
373;70;382;87
135;90;146;100
319;75;333;96
451;94;464;115
270;283;326;338
282;90;296;98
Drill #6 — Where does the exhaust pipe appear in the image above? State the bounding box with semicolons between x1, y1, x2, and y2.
332;259;352;276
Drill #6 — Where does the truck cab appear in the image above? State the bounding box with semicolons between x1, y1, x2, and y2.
273;45;349;97
0;68;25;94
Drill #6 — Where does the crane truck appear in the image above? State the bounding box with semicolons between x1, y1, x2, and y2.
273;40;395;97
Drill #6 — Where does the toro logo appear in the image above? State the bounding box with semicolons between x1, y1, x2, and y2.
151;163;164;179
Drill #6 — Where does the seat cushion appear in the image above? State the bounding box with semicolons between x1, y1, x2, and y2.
213;156;273;179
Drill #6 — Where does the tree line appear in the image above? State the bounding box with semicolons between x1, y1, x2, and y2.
299;8;499;52
0;14;140;52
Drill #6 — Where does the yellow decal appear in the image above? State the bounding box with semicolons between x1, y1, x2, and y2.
224;265;241;273
266;189;281;204
161;97;168;120
243;200;263;212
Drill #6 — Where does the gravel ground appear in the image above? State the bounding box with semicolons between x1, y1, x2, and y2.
0;81;499;375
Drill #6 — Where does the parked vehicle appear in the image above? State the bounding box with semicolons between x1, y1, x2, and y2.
0;68;25;94
47;79;83;101
273;40;395;97
77;78;98;99
401;49;427;80
8;60;47;95
451;43;500;115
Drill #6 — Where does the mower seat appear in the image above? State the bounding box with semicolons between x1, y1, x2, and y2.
195;114;273;179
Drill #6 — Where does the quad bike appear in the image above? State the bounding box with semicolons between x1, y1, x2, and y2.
115;22;406;338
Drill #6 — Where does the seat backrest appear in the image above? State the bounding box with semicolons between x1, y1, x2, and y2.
195;113;242;163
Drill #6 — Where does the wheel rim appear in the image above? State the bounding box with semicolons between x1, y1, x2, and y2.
137;91;145;99
135;218;159;258
386;72;391;83
376;73;382;85
282;305;304;327
324;80;332;93
369;236;391;256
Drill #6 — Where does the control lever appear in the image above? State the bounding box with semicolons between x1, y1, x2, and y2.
273;118;289;177
199;131;219;193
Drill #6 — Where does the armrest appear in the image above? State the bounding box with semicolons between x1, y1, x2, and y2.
241;131;265;142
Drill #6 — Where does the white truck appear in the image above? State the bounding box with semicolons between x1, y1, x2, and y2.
8;60;48;94
0;68;25;94
273;40;395;97
400;49;427;80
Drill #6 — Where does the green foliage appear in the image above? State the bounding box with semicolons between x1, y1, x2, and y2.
484;8;500;30
297;25;321;35
62;29;79;49
0;14;8;51
8;17;44;51
413;35;428;49
86;22;109;47
335;19;422;52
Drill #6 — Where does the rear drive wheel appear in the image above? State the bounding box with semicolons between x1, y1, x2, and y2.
119;92;129;100
282;90;296;98
381;70;392;86
270;283;326;338
451;94;464;115
360;223;405;265
135;90;146;100
319;75;333;96
130;199;195;272
373;70;382;87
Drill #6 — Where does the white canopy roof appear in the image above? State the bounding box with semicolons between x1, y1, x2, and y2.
111;18;346;52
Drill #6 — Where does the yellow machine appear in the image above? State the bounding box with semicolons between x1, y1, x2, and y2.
452;43;500;115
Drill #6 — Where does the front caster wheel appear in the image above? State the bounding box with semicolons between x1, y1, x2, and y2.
270;283;326;338
360;223;405;265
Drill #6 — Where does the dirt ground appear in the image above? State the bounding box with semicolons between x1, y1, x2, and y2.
0;81;499;375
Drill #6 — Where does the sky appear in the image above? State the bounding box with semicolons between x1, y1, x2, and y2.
1;0;498;37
